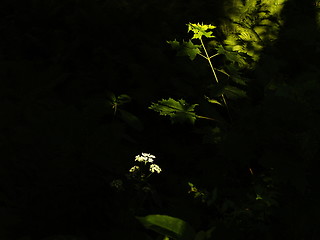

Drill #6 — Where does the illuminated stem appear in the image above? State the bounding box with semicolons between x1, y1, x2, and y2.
196;115;220;122
200;38;232;121
210;53;220;59
198;53;207;59
200;38;219;83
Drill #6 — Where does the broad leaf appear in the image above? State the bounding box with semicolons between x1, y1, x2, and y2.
136;215;195;240
179;40;201;60
167;40;201;60
187;23;216;40
149;98;198;124
167;39;180;49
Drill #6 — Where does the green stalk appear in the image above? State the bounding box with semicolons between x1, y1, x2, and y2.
196;115;220;122
199;38;232;121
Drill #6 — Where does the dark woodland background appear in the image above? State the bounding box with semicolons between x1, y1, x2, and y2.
0;0;320;239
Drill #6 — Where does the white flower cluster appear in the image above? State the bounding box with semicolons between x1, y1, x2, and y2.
129;152;162;174
149;164;162;174
129;165;140;172
135;152;156;164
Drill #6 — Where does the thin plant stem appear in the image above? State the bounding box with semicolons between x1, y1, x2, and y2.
196;115;221;122
200;38;232;121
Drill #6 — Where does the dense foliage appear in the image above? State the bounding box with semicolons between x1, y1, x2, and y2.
0;0;319;239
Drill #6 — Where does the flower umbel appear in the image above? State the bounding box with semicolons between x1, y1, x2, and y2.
129;152;162;177
142;153;156;161
135;152;155;164
129;165;140;172
135;155;147;162
149;164;162;174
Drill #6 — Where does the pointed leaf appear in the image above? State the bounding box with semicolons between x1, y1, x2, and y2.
187;23;216;40
205;96;223;106
149;98;198;124
167;40;201;60
168;39;201;60
179;40;201;60
167;39;180;49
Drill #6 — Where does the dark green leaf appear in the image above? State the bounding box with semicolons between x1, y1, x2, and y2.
224;85;247;99
119;109;143;131
167;39;201;60
117;94;131;105
136;215;196;240
167;39;180;49
180;40;201;60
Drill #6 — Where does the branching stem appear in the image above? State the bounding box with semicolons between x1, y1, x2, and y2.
200;38;232;121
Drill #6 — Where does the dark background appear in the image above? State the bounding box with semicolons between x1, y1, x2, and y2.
1;0;320;239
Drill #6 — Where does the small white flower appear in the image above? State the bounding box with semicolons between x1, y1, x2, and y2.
135;155;147;162
129;165;140;172
149;164;162;174
142;152;156;163
142;153;156;158
135;153;156;163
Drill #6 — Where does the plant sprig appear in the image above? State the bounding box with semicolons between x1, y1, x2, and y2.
167;23;231;120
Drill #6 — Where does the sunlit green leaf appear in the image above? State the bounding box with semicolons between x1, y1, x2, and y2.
205;96;223;106
149;98;198;124
187;23;216;40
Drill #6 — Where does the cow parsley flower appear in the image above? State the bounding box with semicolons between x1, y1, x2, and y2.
135;155;147;162
130;152;162;178
135;153;155;163
149;164;162;174
142;153;156;162
129;165;140;172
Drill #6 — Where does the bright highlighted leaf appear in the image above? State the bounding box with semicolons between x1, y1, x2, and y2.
136;214;196;240
205;96;223;106
149;98;198;124
187;23;216;40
